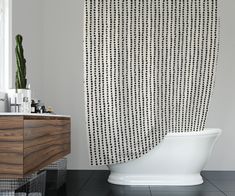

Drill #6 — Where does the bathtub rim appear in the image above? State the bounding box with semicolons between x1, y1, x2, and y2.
166;128;222;137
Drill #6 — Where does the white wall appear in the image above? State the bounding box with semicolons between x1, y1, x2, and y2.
12;0;43;99
12;0;235;170
205;0;235;170
42;0;105;170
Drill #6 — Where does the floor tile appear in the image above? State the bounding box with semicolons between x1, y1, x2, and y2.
150;179;219;192
81;174;112;191
67;170;93;182
119;185;151;196
78;189;151;196
82;175;150;192
225;192;235;196
91;170;110;178
46;186;67;196
150;191;226;196
46;170;93;196
209;180;235;192
202;171;235;181
81;171;151;195
81;170;150;194
77;190;114;196
67;170;93;194
44;170;235;196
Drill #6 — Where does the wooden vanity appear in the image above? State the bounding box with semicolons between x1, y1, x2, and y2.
0;114;71;178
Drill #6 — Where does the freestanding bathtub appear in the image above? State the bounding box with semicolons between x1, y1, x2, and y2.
108;128;222;186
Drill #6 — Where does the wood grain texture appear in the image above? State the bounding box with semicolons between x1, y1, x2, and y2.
0;117;23;178
23;119;71;175
0;115;71;178
24;116;70;120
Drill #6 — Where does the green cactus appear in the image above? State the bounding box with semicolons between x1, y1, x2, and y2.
15;34;27;89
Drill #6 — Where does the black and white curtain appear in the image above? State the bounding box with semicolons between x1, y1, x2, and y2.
85;0;219;165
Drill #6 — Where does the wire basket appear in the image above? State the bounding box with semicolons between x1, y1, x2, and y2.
0;171;46;196
43;158;67;190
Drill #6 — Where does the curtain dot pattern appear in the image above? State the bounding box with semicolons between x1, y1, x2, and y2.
85;0;219;166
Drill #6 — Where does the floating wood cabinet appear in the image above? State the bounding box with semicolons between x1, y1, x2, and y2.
0;115;71;178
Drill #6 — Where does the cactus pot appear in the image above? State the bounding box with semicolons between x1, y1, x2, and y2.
8;89;31;113
0;92;8;112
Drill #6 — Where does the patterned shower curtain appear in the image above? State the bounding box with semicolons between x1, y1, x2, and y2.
85;0;219;165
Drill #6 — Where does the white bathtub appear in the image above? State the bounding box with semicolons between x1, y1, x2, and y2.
108;128;222;186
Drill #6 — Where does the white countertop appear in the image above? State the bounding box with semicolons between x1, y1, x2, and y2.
0;112;71;118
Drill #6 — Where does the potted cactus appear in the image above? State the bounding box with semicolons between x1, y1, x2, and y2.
15;34;27;90
8;34;31;113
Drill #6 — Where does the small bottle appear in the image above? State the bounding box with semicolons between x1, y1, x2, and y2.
41;105;46;113
31;100;36;113
35;100;41;113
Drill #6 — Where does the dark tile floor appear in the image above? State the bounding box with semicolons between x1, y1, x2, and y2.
46;170;235;196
